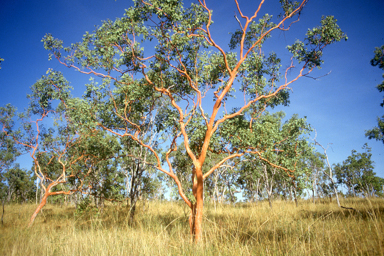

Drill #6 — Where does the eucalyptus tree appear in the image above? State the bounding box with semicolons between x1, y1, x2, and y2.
57;130;123;209
3;164;35;203
119;136;163;222
333;163;356;197
0;105;22;225
306;150;325;203
237;111;311;208
287;142;316;206
237;157;263;203
334;144;383;197
0;71;107;226
315;170;334;200
313;135;341;206
365;45;384;144
42;0;346;241
209;159;239;204
0;115;20;205
74;131;122;210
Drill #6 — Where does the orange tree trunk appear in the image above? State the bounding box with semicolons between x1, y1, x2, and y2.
28;191;49;227
189;199;204;242
28;182;70;227
189;169;204;242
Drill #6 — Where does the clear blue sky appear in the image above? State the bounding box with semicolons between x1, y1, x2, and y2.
1;0;383;179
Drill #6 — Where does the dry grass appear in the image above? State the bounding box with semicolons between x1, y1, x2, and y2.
1;198;383;255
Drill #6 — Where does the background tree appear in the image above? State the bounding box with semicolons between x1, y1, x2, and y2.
3;164;35;204
306;150;325;203
365;45;384;143
212;161;239;204
288;149;313;206
237;157;263;203
74;131;121;211
119;136;163;223
313;134;341;206
237;111;311;207
315;169;334;200
42;0;346;242
0;71;107;226
334;144;383;197
0;105;22;225
0;118;20;201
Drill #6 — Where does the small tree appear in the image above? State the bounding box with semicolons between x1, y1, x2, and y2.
0;119;20;200
306;150;325;203
0;71;108;226
240;111;311;208
3;164;35;203
237;158;263;203
42;0;346;241
120;137;161;222
313;135;341;207
335;144;383;197
0;105;22;225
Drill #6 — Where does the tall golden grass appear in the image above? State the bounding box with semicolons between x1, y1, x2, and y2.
0;198;383;255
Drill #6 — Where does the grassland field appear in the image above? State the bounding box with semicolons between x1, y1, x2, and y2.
0;198;383;255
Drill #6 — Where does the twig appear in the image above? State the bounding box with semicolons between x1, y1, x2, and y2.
304;70;332;80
